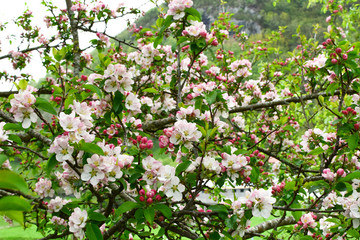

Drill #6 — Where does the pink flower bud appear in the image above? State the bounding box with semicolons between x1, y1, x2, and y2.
335;48;342;54
139;189;145;195
155;195;162;201
147;141;153;149
139;143;147;149
342;54;348;60
331;58;338;64
139;196;145;202
336;168;345;177
146;198;153;204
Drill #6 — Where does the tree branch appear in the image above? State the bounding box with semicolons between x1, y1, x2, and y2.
244;216;296;239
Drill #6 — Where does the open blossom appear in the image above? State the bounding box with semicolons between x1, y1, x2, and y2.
169;120;202;148
48;197;71;213
300;212;317;229
246;189;276;218
322;168;335;182
304;54;327;69
49;135;74;162
163;176;185;201
59;112;81;132
9;89;38;128
35;178;54;198
167;0;193;20
69;207;87;239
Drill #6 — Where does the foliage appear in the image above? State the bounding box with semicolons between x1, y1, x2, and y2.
0;0;360;239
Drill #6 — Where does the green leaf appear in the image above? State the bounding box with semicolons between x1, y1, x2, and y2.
0;196;31;212
88;212;106;221
18;79;28;90
115;202;141;217
113;91;124;114
0;211;24;225
154;34;164;49
225;215;237;229
35;97;57;115
86;223;103;240
335;182;347;191
175;160;192;176
197;125;206;137
185;8;202;20
143;88;159;94
144;207;155;225
78;141;104;156
0;154;7;166
339;170;360;182
300;236;313;240
291;211;303;222
0;170;29;194
8;134;22;145
208;204;228;214
3;123;24;131
153;204;172;219
209;232;220;240
83;84;103;99
205;90;218;105
347;134;359;151
308;147;325;156
46;154;58;175
348;229;360;238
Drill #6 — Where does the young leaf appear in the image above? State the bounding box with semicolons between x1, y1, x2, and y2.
46;154;58;175
144;207;155;225
153;204;172;219
3;123;24;131
115;202;141;217
35;97;57;115
83;84;103;99
0;170;29;194
184;8;202;20
86;223;103;240
0;196;31;212
0;154;7;166
78;141;105;156
347;134;359;151
175;161;192;176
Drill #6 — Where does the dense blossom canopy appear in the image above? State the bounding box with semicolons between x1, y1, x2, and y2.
0;0;360;239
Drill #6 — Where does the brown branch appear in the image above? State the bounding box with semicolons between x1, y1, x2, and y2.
0;144;48;160
38;230;70;240
65;0;81;77
143;90;357;132
244;216;296;239
0;110;52;145
0;88;52;98
229;89;356;114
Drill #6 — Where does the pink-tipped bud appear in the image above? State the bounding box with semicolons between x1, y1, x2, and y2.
336;168;345;177
139;143;147;149
342;54;348;60
335;48;342;54
139;196;145;202
146;191;155;198
331;58;338;64
139;189;145;195
155;195;162;201
146;198;153;204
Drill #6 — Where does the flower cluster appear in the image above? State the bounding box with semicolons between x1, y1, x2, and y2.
9;87;37;128
167;0;193;20
69;208;87;239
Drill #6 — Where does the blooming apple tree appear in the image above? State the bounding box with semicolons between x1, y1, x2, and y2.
1;0;360;239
